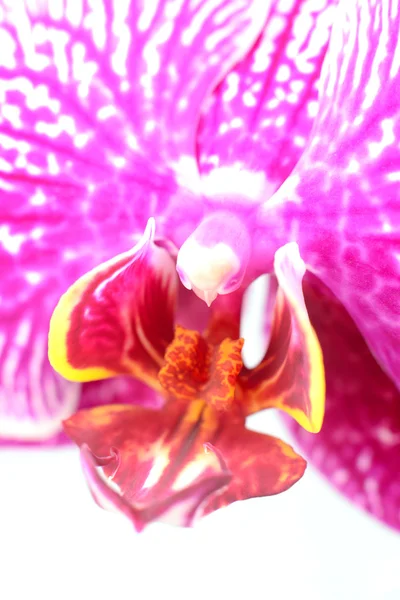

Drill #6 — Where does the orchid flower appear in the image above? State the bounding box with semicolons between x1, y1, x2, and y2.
47;218;324;529
1;0;399;530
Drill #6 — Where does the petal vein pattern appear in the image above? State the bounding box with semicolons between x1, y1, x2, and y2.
197;0;336;203
0;0;270;440
257;0;400;389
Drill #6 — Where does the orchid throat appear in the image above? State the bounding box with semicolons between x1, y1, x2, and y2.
176;212;251;306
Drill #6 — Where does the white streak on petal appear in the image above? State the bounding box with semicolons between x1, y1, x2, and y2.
201;166;269;202
369;118;395;159
48;0;63;21
111;0;131;76
0;28;17;68
137;0;158;32
97;105;118;121
84;0;106;49
387;171;400;182
240;274;271;369
0;225;25;254
66;0;82;27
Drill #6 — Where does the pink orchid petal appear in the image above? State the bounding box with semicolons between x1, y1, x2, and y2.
0;357;80;443
0;377;161;447
256;0;400;388
1;0;270;441
197;0;335;203
289;277;400;530
0;0;270;168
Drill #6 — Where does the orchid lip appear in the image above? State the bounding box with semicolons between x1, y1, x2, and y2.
51;221;324;530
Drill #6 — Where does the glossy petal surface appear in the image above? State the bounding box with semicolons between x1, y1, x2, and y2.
290;277;400;530
202;427;306;515
256;0;400;388
0;0;269;440
49;220;176;388
240;244;325;433
64;402;232;530
64;396;306;529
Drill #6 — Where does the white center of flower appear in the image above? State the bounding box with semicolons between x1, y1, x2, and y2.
177;239;240;306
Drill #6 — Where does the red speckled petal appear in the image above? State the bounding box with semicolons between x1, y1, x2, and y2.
197;0;335;203
202;427;306;516
159;326;244;413
0;0;269;441
240;243;325;433
64;402;231;531
289;277;400;531
49;219;177;388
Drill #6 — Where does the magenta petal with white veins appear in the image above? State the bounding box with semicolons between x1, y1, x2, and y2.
197;0;336;202
0;0;269;441
256;0;400;389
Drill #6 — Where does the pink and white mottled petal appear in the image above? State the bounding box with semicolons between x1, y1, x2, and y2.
289;278;400;531
0;375;160;446
197;0;335;204
240;274;278;369
0;0;272;224
0;0;269;441
0;349;80;442
257;0;400;389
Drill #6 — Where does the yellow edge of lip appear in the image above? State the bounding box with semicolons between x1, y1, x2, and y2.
48;275;119;382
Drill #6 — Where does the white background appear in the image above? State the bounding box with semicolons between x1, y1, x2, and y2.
1;411;400;600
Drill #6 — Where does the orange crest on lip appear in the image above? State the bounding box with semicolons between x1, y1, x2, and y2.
159;325;244;412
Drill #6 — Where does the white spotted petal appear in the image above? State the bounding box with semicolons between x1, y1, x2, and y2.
0;0;270;441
